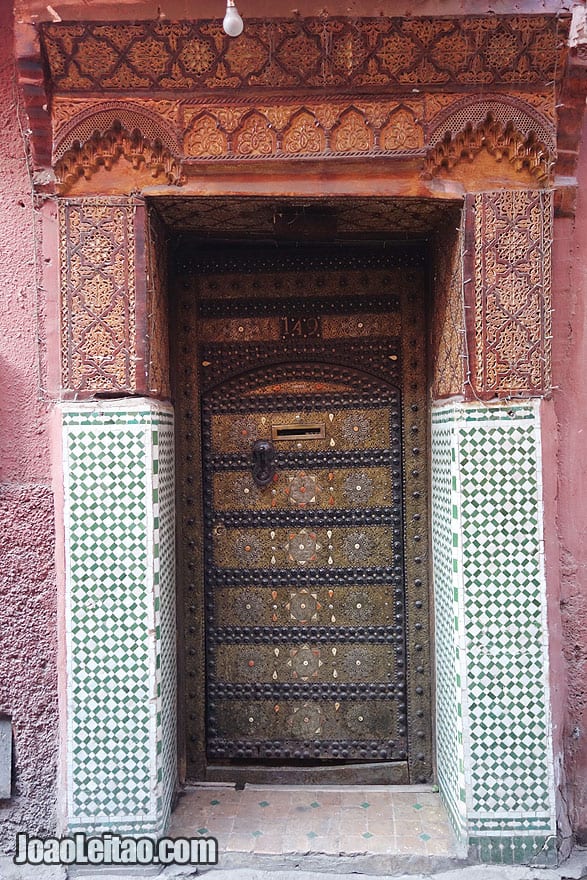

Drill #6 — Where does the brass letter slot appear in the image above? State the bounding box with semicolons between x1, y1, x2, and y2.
271;423;325;441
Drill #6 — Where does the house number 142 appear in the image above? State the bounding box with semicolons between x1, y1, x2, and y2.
280;317;321;338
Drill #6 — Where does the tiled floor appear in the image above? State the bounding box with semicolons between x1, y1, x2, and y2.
170;784;458;860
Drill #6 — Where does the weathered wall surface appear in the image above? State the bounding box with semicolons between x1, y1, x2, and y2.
551;113;587;845
0;9;57;851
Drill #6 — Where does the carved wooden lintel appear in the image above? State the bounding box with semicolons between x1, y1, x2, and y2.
53;105;557;193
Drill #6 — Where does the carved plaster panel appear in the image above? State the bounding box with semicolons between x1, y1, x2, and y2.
145;209;171;399
182;100;423;161
60;198;142;394
51;100;556;190
471;190;552;395
41;17;567;93
431;219;466;400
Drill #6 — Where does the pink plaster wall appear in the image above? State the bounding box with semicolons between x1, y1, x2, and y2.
551;113;587;844
0;8;58;851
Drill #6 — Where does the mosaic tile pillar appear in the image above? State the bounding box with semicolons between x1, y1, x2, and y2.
431;401;556;864
61;399;176;836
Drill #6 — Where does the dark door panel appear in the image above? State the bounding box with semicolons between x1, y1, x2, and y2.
175;247;432;784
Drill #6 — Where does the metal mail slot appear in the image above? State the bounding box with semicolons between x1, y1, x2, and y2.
271;423;325;441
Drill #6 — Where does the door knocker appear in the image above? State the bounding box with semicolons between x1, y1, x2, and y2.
251;439;276;488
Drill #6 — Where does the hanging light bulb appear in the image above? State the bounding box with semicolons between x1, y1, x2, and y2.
223;0;244;37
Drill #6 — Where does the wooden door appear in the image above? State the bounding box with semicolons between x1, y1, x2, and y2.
203;369;407;771
176;245;432;784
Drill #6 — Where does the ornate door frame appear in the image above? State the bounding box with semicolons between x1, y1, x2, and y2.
52;176;558;864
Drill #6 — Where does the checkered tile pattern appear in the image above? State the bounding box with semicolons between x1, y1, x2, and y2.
62;400;175;836
431;402;555;863
458;405;554;832
60;395;554;859
155;415;177;829
430;408;467;842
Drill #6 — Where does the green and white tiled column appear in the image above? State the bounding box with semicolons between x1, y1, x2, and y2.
61;399;176;837
431;401;556;864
